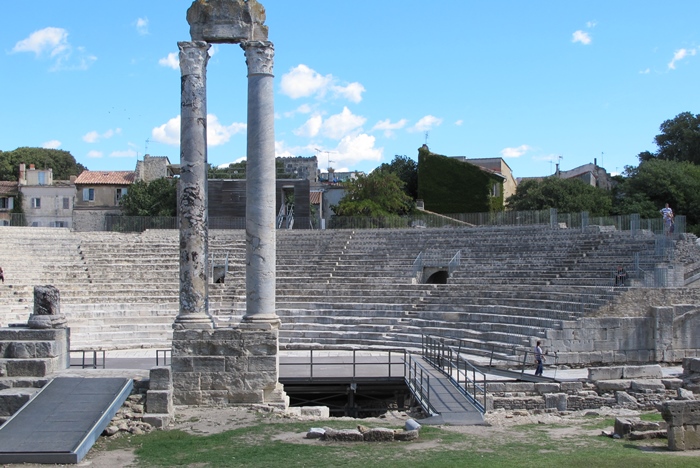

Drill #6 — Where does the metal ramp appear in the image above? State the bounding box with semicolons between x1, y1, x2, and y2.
406;355;485;425
474;365;559;383
0;377;132;464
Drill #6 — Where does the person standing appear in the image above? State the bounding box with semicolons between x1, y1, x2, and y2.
534;341;545;376
0;266;4;283
660;203;674;237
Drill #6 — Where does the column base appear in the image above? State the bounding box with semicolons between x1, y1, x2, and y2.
173;314;214;330
241;314;281;329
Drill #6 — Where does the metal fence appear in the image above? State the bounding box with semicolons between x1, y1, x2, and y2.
1;210;686;237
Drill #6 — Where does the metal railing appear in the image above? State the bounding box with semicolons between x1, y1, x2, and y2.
278;348;406;382
404;353;437;416
422;335;487;413
69;349;106;369
481;342;559;379
156;349;171;366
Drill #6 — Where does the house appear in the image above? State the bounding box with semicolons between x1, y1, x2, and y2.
73;170;135;231
0;181;18;226
453;157;518;202
17;163;76;228
556;161;614;190
135;154;178;182
418;146;505;214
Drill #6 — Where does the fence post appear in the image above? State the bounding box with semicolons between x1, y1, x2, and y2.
581;211;589;231
631;213;640;236
549;208;557;229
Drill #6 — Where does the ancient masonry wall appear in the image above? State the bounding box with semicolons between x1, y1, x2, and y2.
170;327;286;407
547;304;700;365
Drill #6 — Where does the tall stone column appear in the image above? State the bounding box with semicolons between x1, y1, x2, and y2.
242;40;278;323
175;40;214;330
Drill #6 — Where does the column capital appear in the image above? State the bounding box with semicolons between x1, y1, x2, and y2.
242;40;274;76
178;41;210;76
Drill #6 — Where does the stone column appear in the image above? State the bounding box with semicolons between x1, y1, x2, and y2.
242;40;278;324
175;40;214;330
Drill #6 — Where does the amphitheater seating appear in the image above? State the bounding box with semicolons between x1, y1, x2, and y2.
0;225;664;358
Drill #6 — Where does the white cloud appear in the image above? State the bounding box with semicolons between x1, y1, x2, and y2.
572;30;592;45
409;115;443;133
280;64;332;99
12;27;95;71
532;154;560;162
322;107;366;139
283;103;313;118
87;150;103;158
331;82;365;103
42;140;61;149
152;116;181;145
500;144;532;158
207;114;246;146
334;134;383;166
280;64;365;103
639;68;651;74
135;17;149;35
455;120;464;126
217;157;246;169
12;27;68;57
158;52;179;70
82;128;121;143
293;114;323;138
586;20;598;28
110;149;137;158
151;115;246;146
372;118;408;137
668;48;697;70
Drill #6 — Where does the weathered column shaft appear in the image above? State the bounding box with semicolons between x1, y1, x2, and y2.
243;41;278;322
176;40;213;329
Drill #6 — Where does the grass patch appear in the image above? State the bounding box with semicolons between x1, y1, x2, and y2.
115;420;689;468
639;412;663;422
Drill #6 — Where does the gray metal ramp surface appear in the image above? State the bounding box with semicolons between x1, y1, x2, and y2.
0;377;132;465
474;365;559;383
412;357;485;426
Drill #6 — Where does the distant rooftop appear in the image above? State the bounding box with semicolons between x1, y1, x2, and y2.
74;171;135;185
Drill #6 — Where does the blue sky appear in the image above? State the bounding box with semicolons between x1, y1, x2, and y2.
2;1;699;180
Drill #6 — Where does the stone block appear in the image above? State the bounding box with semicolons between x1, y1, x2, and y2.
596;380;631;392
560;382;583;393
662;378;683;390
363;428;395;442
504;383;535;393
661;400;700;426
630;380;666;392
544;393;567;411
171;356;194;373
149;367;172;391
685;358;700;374
228;390;264;404
142;414;171;429
667;426;686;451
0;390;34;417
191;356;225;372
623;365;663;379
589;366;623;381
300;406;329;418
224;356;248;373
5;359;49;377
146;390;173;415
486;382;506;393
172;373;201;392
323;428;363;442
678;388;695;400
394;429;419;441
615;391;638;407
247;356;277;373
535;383;560;395
173;390;203;406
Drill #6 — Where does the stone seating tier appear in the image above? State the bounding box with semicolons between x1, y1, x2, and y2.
0;226;664;354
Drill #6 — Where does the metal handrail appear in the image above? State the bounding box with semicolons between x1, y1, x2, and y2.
156;349;171;366
278;348;406;382
422;335;487;413
69;349;106;369
404;354;437;416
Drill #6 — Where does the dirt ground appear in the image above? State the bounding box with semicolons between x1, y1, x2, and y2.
5;405;697;467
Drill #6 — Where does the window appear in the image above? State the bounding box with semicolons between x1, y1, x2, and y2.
38;172;46;185
31;197;41;208
63;197;70;210
51;221;67;228
0;197;12;209
83;188;95;202
116;187;127;203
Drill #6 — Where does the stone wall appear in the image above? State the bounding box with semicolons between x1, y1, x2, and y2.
72;209;122;232
548;303;700;365
170;326;287;407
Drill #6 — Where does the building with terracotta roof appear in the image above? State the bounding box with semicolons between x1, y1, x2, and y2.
73;170;136;231
18;163;76;228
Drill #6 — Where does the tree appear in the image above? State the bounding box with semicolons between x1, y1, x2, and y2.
119;178;177;217
638;112;700;164
376;155;418;199
614;159;700;229
0;147;86;181
506;177;612;216
332;171;414;217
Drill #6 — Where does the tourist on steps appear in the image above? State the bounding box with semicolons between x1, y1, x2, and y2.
534;341;545;376
0;266;4;283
